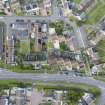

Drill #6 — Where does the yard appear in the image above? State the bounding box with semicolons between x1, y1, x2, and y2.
19;39;30;54
87;0;105;24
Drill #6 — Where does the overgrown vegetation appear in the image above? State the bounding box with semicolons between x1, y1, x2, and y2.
60;41;70;51
49;21;64;35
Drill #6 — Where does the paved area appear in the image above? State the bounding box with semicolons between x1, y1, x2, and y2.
30;89;44;105
0;25;4;57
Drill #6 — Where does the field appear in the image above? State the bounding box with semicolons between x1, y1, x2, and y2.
19;39;30;54
87;0;105;24
74;0;81;4
96;39;105;62
0;12;6;15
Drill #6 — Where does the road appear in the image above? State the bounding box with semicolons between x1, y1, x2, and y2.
0;69;104;105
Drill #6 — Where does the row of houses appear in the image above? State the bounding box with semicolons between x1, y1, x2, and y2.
1;0;52;16
0;87;32;105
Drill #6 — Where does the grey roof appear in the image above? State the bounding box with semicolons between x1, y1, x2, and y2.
0;26;4;57
11;29;29;39
11;22;29;30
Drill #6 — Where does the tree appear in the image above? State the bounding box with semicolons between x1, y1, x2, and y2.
65;90;84;105
60;42;69;51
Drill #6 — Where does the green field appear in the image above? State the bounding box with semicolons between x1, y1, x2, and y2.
87;0;105;24
94;76;105;82
47;41;54;49
96;39;105;62
0;12;6;15
0;80;32;89
74;0;81;4
19;40;30;54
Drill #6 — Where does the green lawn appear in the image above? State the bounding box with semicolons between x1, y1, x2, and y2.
96;39;105;62
0;80;32;89
94;76;105;82
19;40;30;54
60;42;70;51
74;0;81;4
87;0;105;24
47;41;54;49
0;12;6;15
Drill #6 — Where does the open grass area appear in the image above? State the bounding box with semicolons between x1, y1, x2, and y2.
86;0;105;24
94;76;105;82
74;0;81;4
96;39;105;62
0;12;6;15
0;80;32;89
47;41;54;49
19;39;30;54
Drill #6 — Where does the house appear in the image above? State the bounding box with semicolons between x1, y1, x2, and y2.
0;97;8;105
92;64;103;75
53;39;60;49
41;23;48;33
10;0;21;13
43;0;51;8
10;87;32;105
24;52;48;66
24;3;40;15
79;93;94;105
49;28;56;35
10;20;30;40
